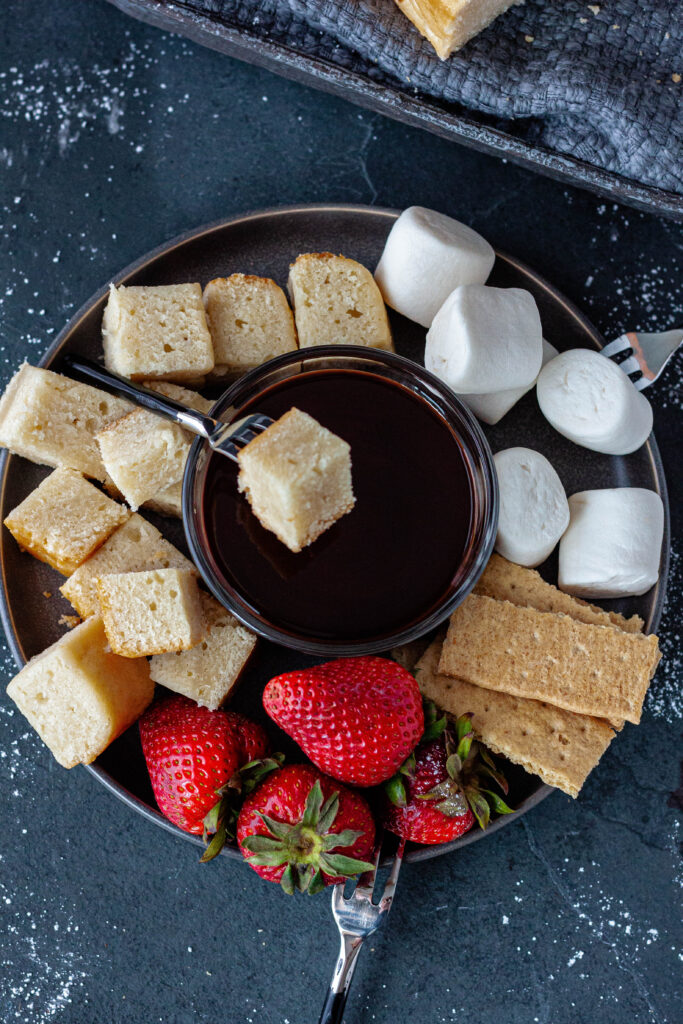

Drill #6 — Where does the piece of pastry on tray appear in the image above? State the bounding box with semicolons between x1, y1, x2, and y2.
102;283;215;383
203;274;298;378
288;253;394;352
150;592;257;710
60;513;196;618
395;0;522;59
97;567;205;657
4;467;130;575
6;615;153;768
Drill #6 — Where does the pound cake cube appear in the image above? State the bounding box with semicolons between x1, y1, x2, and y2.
142;380;214;415
6;616;153;768
97;409;190;511
142;382;214;517
0;363;132;481
439;594;660;724
203;274;298;377
61;513;196;618
97;567;205;657
287;253;393;351
416;640;616;798
102;283;215;382
395;0;521;59
237;407;355;553
4;468;130;575
150;593;256;709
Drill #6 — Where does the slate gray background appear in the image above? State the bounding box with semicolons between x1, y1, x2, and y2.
173;0;683;193
0;2;681;1022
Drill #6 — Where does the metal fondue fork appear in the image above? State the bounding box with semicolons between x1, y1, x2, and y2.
63;355;273;461
318;838;405;1024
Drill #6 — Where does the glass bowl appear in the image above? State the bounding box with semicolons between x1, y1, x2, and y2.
183;345;498;656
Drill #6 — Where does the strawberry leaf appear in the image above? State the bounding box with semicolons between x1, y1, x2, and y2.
319;853;375;877
280;864;296;895
446;752;463;778
422;715;447;743
241;834;285;853
480;750;509;794
202;799;222;836
455;714;474;744
384;774;407;807
465;788;490;830
321;829;364;851
308;869;326;895
482;789;514;815
301;779;324;829
258;813;293;841
246;850;292;868
199;824;227;863
317;792;340;834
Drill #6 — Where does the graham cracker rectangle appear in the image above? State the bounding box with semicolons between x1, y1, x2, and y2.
474;554;644;634
438;594;660;724
416;640;615;799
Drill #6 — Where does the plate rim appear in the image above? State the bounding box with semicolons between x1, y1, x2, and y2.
0;203;671;866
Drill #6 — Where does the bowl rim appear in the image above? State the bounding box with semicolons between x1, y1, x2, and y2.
182;343;499;657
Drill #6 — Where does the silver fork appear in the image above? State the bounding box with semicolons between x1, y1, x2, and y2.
63;355;273;460
602;328;683;389
318;838;405;1024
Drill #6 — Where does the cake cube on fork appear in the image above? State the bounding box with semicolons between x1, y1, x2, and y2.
237;407;355;553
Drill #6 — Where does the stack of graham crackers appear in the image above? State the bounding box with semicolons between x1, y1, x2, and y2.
416;555;661;798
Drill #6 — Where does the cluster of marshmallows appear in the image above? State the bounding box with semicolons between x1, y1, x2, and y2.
374;207;663;597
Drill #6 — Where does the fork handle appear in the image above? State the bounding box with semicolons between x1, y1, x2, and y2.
318;933;364;1024
62;355;219;440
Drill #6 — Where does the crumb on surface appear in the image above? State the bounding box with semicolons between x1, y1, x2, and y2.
58;615;81;629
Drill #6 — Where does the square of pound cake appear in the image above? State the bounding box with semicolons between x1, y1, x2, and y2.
237;407;355;553
97;567;205;657
203;274;298;377
6;616;153;768
4;467;130;575
150;593;257;709
0;362;132;481
287;253;393;351
102;283;215;382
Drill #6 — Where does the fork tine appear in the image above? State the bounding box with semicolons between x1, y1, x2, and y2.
378;839;405;912
600;334;631;359
615;354;642;376
350;834;383;900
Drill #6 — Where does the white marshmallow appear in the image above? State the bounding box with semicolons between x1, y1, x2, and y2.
425;284;543;394
461;339;558;425
493;447;570;567
536;349;653;455
374;207;495;327
559;488;664;598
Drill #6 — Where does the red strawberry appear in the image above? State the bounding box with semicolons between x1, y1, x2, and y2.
262;656;424;787
382;710;512;844
237;764;375;894
139;696;275;858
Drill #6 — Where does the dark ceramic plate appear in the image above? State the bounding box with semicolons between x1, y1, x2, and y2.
0;205;670;865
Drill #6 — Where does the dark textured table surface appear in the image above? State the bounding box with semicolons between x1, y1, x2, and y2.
0;2;681;1022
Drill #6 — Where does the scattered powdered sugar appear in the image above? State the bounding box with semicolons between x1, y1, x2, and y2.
647;546;682;721
0;868;94;1022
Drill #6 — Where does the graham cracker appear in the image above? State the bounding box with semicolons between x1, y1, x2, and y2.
416;640;616;798
474;554;644;634
438;594;660;725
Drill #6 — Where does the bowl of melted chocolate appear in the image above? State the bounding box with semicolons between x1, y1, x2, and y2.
184;346;498;655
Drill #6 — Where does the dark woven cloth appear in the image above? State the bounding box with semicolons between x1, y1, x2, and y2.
185;0;683;194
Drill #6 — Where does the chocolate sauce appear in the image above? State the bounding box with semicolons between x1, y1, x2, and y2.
201;369;474;645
